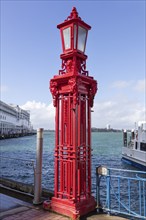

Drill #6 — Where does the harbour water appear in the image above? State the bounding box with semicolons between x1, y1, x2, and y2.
0;131;137;195
2;131;146;219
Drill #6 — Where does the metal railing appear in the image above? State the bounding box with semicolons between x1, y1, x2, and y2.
0;156;35;167
96;166;146;219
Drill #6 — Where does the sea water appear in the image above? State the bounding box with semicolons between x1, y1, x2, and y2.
0;131;136;193
1;131;145;218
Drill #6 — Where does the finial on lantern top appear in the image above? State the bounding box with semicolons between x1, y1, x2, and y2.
71;7;78;18
66;7;81;21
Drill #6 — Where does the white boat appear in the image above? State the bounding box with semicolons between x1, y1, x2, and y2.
122;121;146;170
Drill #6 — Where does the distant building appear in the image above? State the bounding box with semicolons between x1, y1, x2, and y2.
0;100;33;137
106;124;111;130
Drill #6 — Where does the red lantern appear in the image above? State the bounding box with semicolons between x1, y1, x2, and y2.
58;7;91;54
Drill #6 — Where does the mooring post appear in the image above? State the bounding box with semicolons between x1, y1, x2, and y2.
96;166;107;213
33;128;43;205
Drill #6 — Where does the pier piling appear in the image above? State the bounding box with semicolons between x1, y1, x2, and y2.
33;128;43;205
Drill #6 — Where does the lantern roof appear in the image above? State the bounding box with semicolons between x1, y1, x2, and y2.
57;7;91;30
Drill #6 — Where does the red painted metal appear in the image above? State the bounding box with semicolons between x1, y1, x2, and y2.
45;7;97;219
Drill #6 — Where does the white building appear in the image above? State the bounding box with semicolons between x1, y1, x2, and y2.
106;124;111;130
0;100;33;137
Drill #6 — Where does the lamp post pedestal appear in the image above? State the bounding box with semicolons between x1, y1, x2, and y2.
50;196;96;219
44;8;97;219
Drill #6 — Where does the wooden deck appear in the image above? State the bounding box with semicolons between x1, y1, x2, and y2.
0;193;128;220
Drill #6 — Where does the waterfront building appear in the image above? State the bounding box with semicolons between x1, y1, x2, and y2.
106;124;111;130
0;100;33;137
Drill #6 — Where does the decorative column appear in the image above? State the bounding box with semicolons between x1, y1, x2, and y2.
45;7;97;219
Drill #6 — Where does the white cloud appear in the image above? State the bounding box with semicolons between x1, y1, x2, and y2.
21;101;55;129
111;79;146;93
20;97;145;130
134;79;146;92
111;80;133;89
92;99;145;129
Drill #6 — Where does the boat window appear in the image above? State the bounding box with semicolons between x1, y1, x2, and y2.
135;142;138;149
140;143;146;152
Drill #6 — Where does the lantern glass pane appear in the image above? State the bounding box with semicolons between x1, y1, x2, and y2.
77;26;87;52
74;25;77;49
63;27;71;50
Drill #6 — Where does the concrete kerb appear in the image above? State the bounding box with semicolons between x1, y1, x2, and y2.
0;178;54;202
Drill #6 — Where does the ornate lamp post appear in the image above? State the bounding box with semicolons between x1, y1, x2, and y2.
45;7;97;219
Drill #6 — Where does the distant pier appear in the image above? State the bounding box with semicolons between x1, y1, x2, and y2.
0;131;36;140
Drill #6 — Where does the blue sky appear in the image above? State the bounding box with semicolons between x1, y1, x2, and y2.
1;0;145;129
